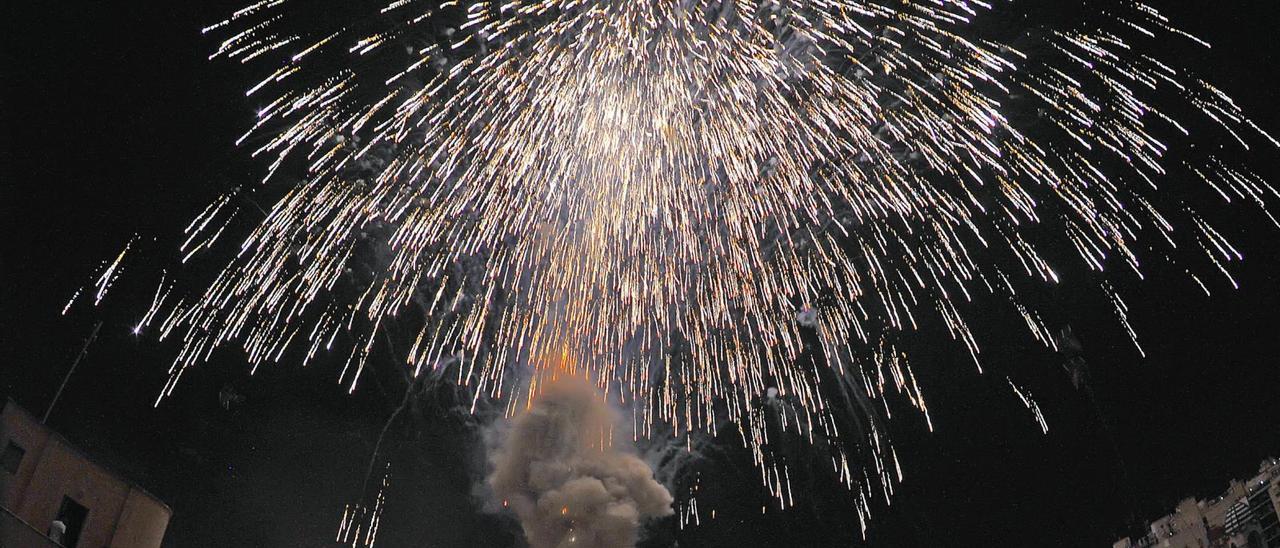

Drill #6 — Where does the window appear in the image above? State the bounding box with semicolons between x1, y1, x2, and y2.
52;496;88;548
1;441;24;474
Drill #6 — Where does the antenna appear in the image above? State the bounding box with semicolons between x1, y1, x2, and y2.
43;320;103;424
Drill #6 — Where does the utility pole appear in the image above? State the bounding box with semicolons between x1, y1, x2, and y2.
43;320;103;424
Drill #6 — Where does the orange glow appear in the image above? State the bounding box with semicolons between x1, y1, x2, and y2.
525;343;596;410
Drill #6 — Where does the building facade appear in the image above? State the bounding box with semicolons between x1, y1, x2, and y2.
1;400;171;548
1114;458;1280;548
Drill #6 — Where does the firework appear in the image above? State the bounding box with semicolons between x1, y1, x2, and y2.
144;0;1280;535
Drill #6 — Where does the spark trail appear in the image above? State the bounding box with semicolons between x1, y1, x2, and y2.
136;0;1280;535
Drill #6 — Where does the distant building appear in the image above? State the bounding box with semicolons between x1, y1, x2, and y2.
1223;462;1280;548
1;399;171;547
1113;458;1280;548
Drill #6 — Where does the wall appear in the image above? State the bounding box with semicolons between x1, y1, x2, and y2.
2;399;53;511
109;489;171;548
2;506;62;548
1;400;171;548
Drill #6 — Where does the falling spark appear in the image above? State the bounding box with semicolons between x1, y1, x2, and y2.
140;0;1280;533
338;463;391;548
1006;377;1049;434
64;236;138;314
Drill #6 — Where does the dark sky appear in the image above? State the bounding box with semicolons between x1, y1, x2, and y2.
4;2;1280;547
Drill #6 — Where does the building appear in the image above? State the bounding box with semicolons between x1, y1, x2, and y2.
1223;461;1280;548
1;399;171;547
1114;458;1280;548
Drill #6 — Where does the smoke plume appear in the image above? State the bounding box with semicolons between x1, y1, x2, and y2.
488;377;673;548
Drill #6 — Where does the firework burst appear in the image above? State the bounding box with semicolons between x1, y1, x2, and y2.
128;0;1280;535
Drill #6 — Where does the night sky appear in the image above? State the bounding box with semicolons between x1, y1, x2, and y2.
4;2;1280;546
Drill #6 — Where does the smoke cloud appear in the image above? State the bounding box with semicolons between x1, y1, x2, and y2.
488;377;673;548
